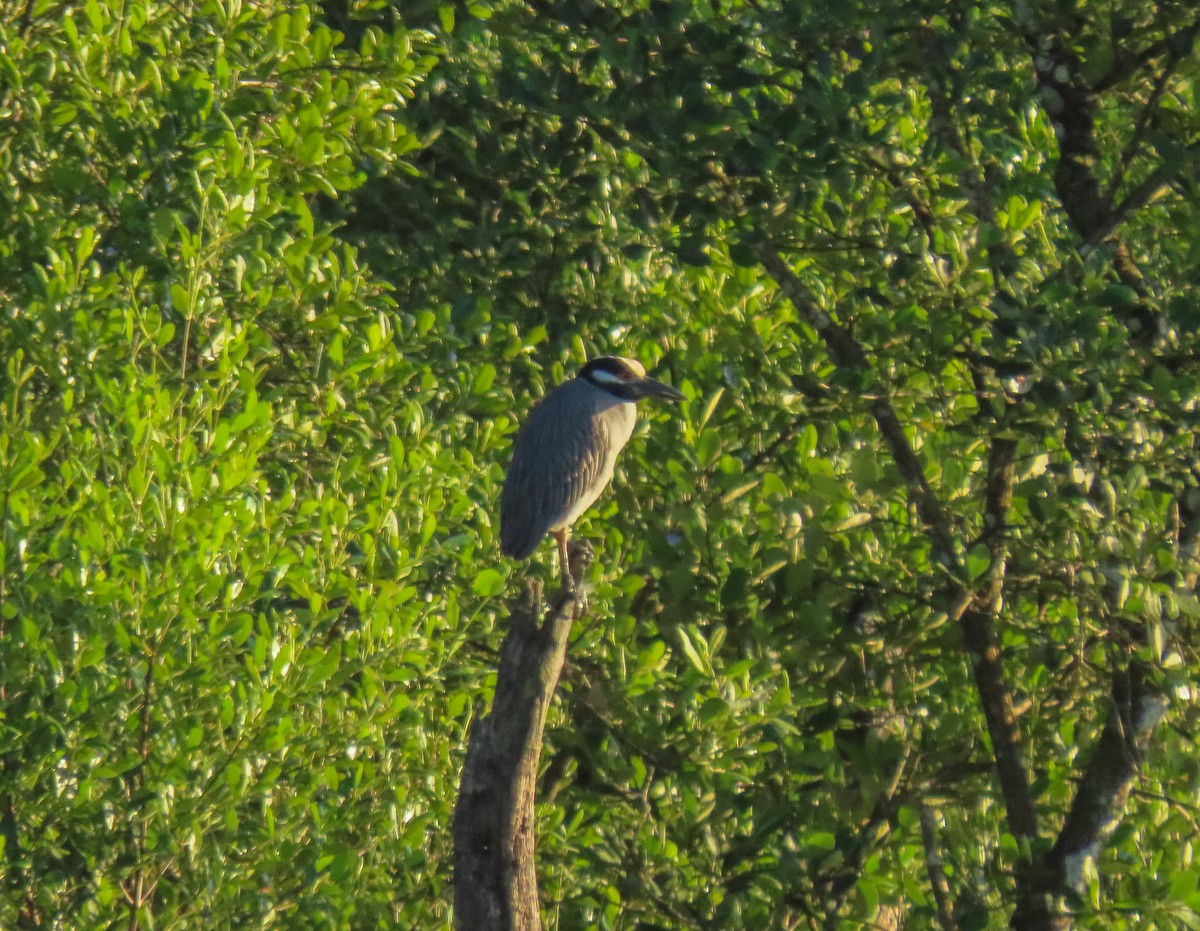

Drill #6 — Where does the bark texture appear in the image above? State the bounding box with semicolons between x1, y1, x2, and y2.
452;545;591;931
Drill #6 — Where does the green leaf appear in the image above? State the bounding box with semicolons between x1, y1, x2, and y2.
699;697;727;723
473;362;496;394
472;568;505;597
966;544;992;581
1171;871;1199;902
677;627;707;675
169;283;190;313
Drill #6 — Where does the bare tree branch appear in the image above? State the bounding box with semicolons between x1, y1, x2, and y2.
753;247;958;562
981;437;1017;606
919;804;959;931
1012;2;1171;333
1041;660;1169;895
1091;17;1200;93
1089;144;1199;248
453;546;592;931
1109;57;1177;199
999;11;1187;924
754;244;1046;924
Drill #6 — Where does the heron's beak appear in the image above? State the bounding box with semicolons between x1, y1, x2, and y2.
635;376;685;402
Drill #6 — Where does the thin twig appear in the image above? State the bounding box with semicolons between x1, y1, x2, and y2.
1091;17;1200;92
1109;56;1178;197
919;804;959;931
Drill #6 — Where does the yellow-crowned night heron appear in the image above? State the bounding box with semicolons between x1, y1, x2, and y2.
500;356;685;588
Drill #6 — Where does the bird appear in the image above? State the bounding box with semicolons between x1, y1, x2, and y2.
500;355;685;590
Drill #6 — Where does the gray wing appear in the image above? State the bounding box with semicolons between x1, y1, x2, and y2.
500;384;610;559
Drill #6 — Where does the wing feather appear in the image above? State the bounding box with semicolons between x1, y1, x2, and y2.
500;382;612;558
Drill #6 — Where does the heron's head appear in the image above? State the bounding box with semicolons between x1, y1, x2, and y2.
579;356;685;403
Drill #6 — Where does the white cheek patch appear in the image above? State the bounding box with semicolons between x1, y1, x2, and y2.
590;367;630;387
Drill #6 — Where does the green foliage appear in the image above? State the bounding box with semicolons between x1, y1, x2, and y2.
348;0;1200;928
0;1;458;927
3;0;1200;928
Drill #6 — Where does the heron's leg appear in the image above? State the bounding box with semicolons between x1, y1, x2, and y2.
553;529;572;591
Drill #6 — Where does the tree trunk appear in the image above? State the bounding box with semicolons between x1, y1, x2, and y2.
452;545;591;930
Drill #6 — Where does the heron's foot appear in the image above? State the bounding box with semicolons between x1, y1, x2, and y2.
568;538;594;567
566;539;594;590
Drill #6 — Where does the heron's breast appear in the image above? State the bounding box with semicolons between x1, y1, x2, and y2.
550;399;637;530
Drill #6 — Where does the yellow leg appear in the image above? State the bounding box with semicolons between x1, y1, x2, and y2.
553;529;571;592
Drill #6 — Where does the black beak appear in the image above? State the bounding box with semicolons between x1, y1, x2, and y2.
634;376;685;402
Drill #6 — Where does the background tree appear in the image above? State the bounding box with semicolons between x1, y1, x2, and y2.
0;2;458;927
351;1;1200;928
2;0;1199;929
